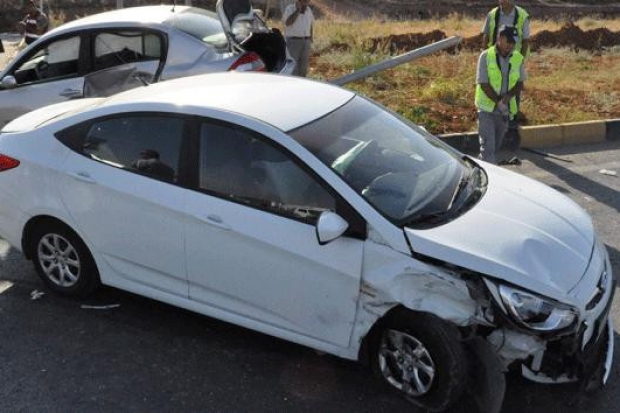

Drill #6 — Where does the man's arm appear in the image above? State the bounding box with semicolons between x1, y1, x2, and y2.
501;81;524;104
285;4;301;26
477;51;498;106
481;83;500;106
481;15;491;49
520;16;531;56
36;15;49;35
520;38;530;57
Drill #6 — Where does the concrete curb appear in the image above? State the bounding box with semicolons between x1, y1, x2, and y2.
440;118;620;154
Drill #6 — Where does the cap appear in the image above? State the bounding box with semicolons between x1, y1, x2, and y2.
498;25;518;43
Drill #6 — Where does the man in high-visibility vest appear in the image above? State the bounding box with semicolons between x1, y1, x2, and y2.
475;25;525;164
481;0;530;135
481;0;530;57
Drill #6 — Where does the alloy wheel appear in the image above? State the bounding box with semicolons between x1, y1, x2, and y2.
378;328;436;396
37;233;81;288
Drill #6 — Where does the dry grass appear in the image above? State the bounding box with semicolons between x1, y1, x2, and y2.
297;15;620;134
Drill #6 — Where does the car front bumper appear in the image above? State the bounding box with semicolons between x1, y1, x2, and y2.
521;276;615;388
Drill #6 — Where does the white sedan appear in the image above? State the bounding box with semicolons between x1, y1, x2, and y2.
0;0;294;128
0;72;614;412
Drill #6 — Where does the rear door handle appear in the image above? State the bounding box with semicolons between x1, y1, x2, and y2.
60;89;82;99
68;171;96;184
195;214;231;231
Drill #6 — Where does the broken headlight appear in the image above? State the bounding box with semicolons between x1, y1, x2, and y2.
499;285;578;333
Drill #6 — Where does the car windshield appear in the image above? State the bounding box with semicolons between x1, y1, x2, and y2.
289;96;481;226
168;8;228;49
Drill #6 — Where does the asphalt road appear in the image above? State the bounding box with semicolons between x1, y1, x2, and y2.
1;142;620;413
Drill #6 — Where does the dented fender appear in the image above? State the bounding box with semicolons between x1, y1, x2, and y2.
350;239;482;354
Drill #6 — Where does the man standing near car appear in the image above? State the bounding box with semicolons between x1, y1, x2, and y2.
283;0;314;77
17;0;49;45
475;25;525;164
481;0;529;134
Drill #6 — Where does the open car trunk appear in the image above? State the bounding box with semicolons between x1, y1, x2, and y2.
217;0;288;72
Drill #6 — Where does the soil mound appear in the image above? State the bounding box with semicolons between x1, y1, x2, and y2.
364;22;620;54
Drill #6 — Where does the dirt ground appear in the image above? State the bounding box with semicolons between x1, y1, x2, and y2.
310;0;620;20
366;21;620;53
311;20;620;133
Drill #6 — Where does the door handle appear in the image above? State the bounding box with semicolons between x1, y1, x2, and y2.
68;171;96;184
196;214;231;231
59;89;82;99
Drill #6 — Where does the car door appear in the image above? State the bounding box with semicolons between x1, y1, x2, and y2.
0;34;84;127
83;29;166;97
55;114;190;297
184;119;365;348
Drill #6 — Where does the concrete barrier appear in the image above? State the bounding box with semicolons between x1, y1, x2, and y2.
440;118;620;153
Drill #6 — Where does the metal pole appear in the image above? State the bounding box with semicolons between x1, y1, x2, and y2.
329;36;462;86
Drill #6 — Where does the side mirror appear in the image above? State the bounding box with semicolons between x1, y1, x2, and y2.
316;211;349;245
0;76;17;89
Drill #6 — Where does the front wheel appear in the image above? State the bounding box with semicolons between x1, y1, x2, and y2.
369;311;469;412
31;223;100;297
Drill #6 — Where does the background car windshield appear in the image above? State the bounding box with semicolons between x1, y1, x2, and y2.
289;96;464;223
170;8;228;49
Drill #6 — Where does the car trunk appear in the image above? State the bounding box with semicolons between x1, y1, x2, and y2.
217;0;288;72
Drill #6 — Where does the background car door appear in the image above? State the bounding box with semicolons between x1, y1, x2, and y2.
56;114;189;296
184;120;364;347
82;29;165;97
0;35;84;127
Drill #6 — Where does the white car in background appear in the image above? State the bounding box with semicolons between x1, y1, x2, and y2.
0;73;614;412
0;0;294;128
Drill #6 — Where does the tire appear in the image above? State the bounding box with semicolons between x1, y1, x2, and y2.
30;222;100;297
369;310;469;412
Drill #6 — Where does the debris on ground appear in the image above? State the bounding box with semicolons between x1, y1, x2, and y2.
30;290;45;300
521;147;574;163
599;169;618;176
80;304;121;310
498;156;522;166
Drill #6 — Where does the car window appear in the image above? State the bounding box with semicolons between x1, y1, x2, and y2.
12;36;80;84
94;31;162;71
171;8;228;49
199;122;335;223
82;116;183;183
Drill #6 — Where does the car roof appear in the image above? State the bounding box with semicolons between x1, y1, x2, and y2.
47;5;194;34
100;73;356;132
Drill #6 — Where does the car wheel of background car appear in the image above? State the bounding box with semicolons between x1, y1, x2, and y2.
31;222;100;297
369;310;469;412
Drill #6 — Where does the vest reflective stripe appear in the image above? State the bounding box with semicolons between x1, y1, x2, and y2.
487;6;529;55
475;47;523;117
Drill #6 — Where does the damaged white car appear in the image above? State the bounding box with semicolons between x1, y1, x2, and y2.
0;73;613;412
0;0;294;128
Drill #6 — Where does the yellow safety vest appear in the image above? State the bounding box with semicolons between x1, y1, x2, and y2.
475;47;524;118
487;6;529;56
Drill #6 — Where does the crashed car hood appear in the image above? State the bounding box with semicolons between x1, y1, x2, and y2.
404;163;594;297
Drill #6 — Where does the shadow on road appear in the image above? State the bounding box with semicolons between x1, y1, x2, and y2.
517;141;620;214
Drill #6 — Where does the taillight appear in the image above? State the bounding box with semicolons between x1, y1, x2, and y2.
228;52;266;72
0;154;19;171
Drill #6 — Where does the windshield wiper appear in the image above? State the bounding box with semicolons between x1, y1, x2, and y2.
404;209;451;226
449;169;471;209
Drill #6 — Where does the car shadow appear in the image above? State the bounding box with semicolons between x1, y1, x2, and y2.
513;141;620;213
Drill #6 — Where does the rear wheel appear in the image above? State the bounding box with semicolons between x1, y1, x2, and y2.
31;223;100;297
369;311;469;412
